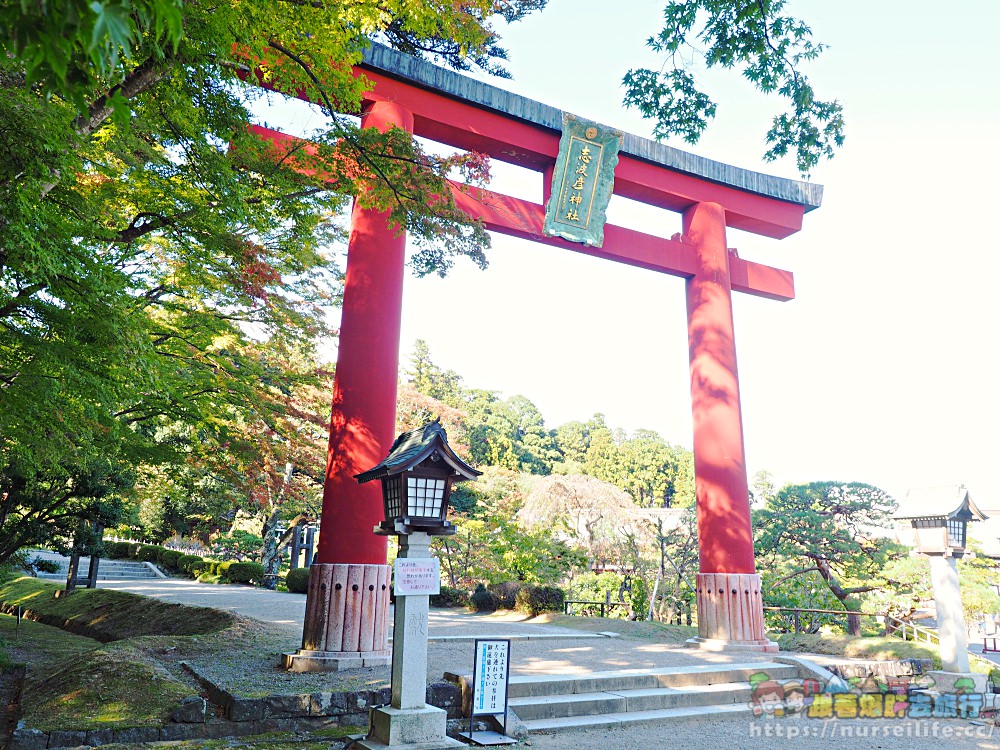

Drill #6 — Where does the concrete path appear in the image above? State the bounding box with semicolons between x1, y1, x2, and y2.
95;577;589;642
95;576;782;677
55;574;1000;749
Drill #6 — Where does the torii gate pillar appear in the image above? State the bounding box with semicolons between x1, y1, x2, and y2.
684;202;775;651
283;100;412;672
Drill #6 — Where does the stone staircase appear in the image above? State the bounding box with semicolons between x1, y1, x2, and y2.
508;661;799;732
33;555;161;581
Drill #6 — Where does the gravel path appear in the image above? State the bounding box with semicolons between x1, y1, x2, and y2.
95;577;1000;750
521;716;998;750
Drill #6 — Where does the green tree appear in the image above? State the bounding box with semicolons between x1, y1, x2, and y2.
755;481;902;635
623;0;844;173
648;507;698;623
0;2;544;564
435;467;584;586
519;473;650;570
405;340;466;407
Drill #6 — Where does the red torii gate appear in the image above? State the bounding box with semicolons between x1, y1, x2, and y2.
273;44;822;671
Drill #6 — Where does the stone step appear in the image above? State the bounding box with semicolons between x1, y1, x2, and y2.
501;662;801;733
510;680;754;721
507;662;797;698
35;558;160;580
520;700;755;732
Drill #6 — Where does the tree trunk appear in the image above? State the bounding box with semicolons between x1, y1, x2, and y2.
815;558;863;636
259;509;282;590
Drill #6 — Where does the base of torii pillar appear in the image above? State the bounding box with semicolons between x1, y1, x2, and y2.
282;563;392;672
685;572;778;653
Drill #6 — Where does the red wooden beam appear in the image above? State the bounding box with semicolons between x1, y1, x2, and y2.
249;125;794;301
356;70;806;240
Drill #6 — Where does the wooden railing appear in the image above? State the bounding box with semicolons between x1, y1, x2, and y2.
763;606;881;634
563;599;626;618
884;614;940;645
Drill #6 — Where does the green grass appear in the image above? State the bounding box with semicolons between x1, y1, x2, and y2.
0;576;234;641
776;632;944;668
536;612;698;642
86;727;366;750
21;641;196;731
0;612;100;671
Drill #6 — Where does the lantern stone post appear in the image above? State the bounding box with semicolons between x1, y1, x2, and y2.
354;421;479;750
895;486;987;691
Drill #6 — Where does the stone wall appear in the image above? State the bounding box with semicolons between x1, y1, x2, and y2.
9;662;462;750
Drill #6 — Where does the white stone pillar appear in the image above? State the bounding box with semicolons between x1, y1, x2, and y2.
358;532;462;750
929;555;970;673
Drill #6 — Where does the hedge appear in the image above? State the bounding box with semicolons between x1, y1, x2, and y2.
285;567;310;594
471;583;499;613
157;549;184;570
103;541;132;560
488;582;522;610
430;586;469;608
189;560;209;576
136;545;164;563
515;585;565;616
177;554;203;574
224;561;265;584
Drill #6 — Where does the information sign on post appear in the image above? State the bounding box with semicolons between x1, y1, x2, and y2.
460;639;515;746
393;557;441;596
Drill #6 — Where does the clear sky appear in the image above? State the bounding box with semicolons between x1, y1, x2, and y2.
313;2;1000;505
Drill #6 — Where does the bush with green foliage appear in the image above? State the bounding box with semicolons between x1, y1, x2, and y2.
136;545;164;563
157;549;184;570
471;583;500;613
516;585;565;616
431;586;470;608
189;560;209;577
488;582;522;610
212;531;264;562
570;572;641;619
31;558;60;574
285;567;311;594
224;561;265;584
103;542;132;559
176;555;203;574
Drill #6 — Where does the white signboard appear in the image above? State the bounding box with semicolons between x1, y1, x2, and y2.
471;639;511;716
393;557;441;595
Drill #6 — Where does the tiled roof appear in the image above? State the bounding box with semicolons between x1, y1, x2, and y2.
354;420;480;483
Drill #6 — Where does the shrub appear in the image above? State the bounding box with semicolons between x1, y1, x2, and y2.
224;561;265;584
286;567;310;594
211;531;263;562
103;542;132;559
136;545;163;563
177;555;203;574
470;583;500;613
215;561;232;578
32;557;60;574
158;549;184;570
516;585;565;617
488;582;522;610
431;586;470;608
189;560;209;576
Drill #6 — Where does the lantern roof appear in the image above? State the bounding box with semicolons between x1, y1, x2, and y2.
893;485;988;523
355;419;481;484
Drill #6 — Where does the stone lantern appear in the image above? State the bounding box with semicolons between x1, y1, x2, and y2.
357;419;479;537
895;485;987;683
352;420;478;750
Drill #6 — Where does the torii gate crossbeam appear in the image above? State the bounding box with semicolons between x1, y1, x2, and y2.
273;44;822;671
